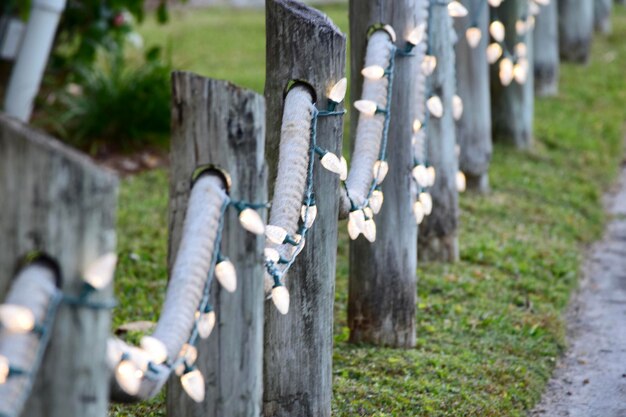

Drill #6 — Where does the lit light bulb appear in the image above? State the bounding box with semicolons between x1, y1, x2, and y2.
382;24;397;42
116;358;143;395
527;16;535;30
529;2;541;14
181;369;205;403
457;171;467;192
489;21;505;43
0;355;8;384
419;192;433;216
363;219;377;242
140;336;168;364
328;77;347;103
215;258;237;293
499;57;514;86
413;119;422;133
238;208;265;235
339;156;348;181
83;252;117;290
515;42;527;58
422;55;437;76
452;95;463;121
265;225;288;245
486;43;503;64
514;58;529;84
354;100;378;116
363;207;374;219
369;189;384;214
448;1;468;17
407;23;426;45
348;210;366;240
413;201;425;225
373;160;389;184
301;204;317;228
361;65;385;80
179;343;198;366
196;310;216;339
272;285;290;315
427;96;443;118
488;0;502;6
412;165;429;188
347;217;361;240
320;152;343;176
0;304;35;333
466;27;482;48
106;338;125;368
427;166;436;187
516;19;527;35
264;248;280;263
535;0;550;5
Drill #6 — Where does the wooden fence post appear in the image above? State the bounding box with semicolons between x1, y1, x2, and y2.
558;0;593;63
594;0;612;33
418;3;460;261
490;1;534;149
0;113;117;417
166;73;266;417
454;0;493;192
263;2;345;416
534;1;560;96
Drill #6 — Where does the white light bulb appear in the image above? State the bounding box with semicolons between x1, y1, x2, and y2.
515;42;527;58
466;27;482;48
529;1;541;14
238;208;265;235
196;310;216;339
413;119;422;133
452;95;463;121
265;225;288;245
348;210;366;240
457;171;467;192
83;252;117;290
427;166;436;187
140;336;168;364
0;304;35;333
419;192;433;216
514;59;529;84
215;259;237;293
489;21;505;43
427;96;443;118
264;248;280;263
499;57;514;86
486;43;503;64
320;152;343;176
354;100;378;116
407;23;426;45
413;201;425;225
179;343;198;366
272;285;290;315
363;219;377;242
382;24;397;42
535;0;550;5
328;77;347;103
516;19;527;35
412;165;429;188
361;65;385;80
106;338;125;368
181;369;205;403
448;1;468;17
373;160;389;184
422;55;437;76
527;15;535;30
488;0;502;6
0;355;8;384
116;359;143;395
369;190;384;214
339;156;348;181
301;204;317;228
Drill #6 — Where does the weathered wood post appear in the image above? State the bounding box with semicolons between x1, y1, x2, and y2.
594;0;612;33
263;1;345;416
534;0;560;96
347;0;421;346
418;2;460;261
454;0;493;192
558;0;593;63
490;1;534;149
0;113;118;417
166;73;266;417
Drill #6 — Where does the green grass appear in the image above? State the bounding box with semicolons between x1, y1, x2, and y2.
112;5;626;416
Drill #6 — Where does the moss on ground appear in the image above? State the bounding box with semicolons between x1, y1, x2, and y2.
111;5;626;416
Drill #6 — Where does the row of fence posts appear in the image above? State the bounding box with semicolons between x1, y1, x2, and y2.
0;0;612;416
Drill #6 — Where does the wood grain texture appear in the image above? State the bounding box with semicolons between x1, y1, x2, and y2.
593;0;612;34
263;1;345;416
0;113;117;417
558;0;593;63
166;73;266;417
490;1;534;149
534;1;560;96
418;2;460;262
348;0;420;347
454;0;493;192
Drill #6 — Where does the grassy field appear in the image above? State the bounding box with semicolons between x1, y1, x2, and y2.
111;5;626;416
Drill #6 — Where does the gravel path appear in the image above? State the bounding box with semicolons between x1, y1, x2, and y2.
530;164;626;417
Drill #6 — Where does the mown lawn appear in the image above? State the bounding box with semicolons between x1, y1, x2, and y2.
111;4;626;416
